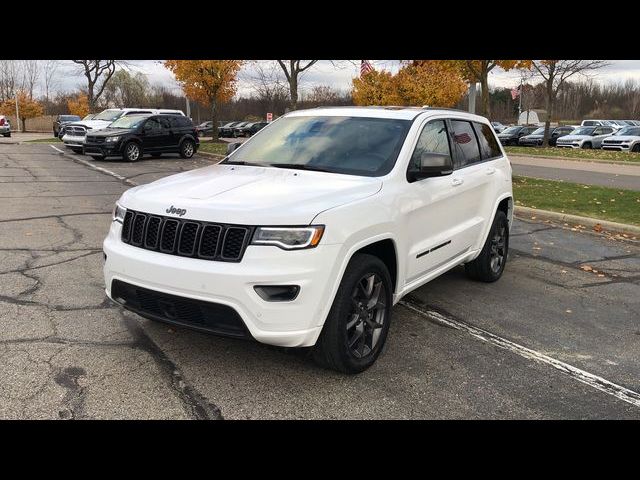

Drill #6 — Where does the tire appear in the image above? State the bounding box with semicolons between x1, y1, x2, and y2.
123;141;141;162
2;133;9;138
465;210;509;282
312;253;393;374
632;144;640;153
71;147;83;154
582;142;592;149
179;139;195;159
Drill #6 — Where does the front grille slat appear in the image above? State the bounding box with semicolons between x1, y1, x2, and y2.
121;209;251;262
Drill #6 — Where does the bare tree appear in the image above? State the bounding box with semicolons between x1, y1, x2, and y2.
0;60;21;102
530;60;608;146
22;60;40;99
72;60;121;111
42;60;61;111
276;60;318;110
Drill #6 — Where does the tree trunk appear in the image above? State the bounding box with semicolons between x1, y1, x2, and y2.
480;74;490;118
88;83;95;112
289;73;298;111
211;100;219;142
542;79;553;147
20;117;26;133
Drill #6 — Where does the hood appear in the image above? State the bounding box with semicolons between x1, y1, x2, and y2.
557;134;591;141
120;164;383;225
520;134;543;140
89;127;132;137
68;119;114;131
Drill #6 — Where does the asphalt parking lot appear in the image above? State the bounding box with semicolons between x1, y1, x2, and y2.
1;142;639;419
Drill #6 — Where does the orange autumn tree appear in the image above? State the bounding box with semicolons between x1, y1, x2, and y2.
352;61;467;108
164;60;243;141
67;93;90;118
0;90;44;132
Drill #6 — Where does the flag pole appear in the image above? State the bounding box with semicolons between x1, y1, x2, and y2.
518;78;523;122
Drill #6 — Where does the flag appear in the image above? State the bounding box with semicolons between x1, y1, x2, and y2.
511;86;521;100
360;60;374;76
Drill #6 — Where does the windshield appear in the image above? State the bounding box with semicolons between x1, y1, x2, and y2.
93;109;124;121
582;121;599;126
61;115;80;122
82;114;94;120
615;127;640;136
108;115;148;129
501;127;522;134
531;128;545;135
223;116;412;177
571;127;596;136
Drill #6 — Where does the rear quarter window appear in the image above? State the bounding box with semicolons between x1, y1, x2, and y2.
473;122;502;159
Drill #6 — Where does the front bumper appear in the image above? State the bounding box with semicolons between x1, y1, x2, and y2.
62;134;86;148
602;144;630;151
556;143;581;149
103;220;343;347
0;126;10;134
84;142;121;157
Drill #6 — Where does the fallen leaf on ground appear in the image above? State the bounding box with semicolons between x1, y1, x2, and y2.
593;224;603;232
580;265;593;271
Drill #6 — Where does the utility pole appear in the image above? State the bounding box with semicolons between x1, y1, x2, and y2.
518;78;523;123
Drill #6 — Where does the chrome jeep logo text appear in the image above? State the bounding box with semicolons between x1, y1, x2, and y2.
165;205;187;217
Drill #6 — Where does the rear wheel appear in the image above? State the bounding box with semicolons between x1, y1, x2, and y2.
582;142;592;149
312;253;393;374
465;210;509;282
123;141;141;162
180;139;195;159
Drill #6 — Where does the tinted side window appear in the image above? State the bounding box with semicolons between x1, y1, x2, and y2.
144;118;161;132
176;117;192;128
449;120;482;168
158;117;171;129
473;122;502;159
408;120;452;173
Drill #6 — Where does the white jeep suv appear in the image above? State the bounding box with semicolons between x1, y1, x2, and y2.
103;107;513;373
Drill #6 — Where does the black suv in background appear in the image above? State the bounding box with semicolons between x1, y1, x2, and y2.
83;114;199;162
53;114;81;137
219;121;243;137
518;125;576;146
234;121;268;137
496;125;539;146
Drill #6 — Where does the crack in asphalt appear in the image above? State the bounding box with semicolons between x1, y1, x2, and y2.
0;211;111;224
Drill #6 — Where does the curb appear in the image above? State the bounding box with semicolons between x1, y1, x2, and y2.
508;153;636;167
197;150;225;160
514;206;640;236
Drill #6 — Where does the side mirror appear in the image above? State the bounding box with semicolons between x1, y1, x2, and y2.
226;142;242;155
408;152;453;181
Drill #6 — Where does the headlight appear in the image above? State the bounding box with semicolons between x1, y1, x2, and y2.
106;136;120;143
113;203;126;223
251;226;324;250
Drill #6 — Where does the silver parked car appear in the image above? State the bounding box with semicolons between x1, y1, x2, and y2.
601;126;640;152
556;125;615;149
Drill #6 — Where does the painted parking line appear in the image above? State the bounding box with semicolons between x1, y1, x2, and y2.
400;298;640;409
50;145;137;186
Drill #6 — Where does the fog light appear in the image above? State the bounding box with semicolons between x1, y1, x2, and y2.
254;285;300;302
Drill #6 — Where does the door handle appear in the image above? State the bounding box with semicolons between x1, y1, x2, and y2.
486;167;496;175
452;178;464;187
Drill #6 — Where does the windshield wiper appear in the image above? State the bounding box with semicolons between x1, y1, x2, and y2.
269;163;333;173
220;160;263;166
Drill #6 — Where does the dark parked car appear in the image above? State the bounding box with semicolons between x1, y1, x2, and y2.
53;114;81;137
496;125;539;146
83;114;199;162
196;121;215;136
233;121;268;137
518;126;576;147
219;121;244;137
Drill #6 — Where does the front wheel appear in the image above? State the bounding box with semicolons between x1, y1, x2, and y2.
179;140;195;158
582;142;592;149
312;253;393;374
632;144;640;153
123;141;141;162
465;210;509;282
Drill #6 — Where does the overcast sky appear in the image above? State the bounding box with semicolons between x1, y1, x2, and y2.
49;60;640;99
